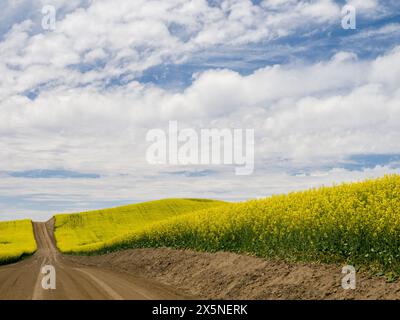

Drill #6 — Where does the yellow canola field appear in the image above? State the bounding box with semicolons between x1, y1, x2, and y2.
54;198;227;253
0;220;37;264
55;175;400;273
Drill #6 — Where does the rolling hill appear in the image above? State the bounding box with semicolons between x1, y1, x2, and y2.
54;198;228;253
55;175;400;274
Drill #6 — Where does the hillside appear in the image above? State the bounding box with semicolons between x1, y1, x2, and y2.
55;175;400;274
54;198;227;253
0;220;37;264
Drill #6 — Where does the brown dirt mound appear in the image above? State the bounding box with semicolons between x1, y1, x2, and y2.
65;248;400;300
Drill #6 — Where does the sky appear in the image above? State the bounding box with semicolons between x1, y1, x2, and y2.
0;0;399;221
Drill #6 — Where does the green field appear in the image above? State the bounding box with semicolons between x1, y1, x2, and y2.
0;220;37;265
54;198;227;253
55;175;400;275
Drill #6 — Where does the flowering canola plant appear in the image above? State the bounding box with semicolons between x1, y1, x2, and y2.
55;175;400;273
0;220;37;264
54;198;227;253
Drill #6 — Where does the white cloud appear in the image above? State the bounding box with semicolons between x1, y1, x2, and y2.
346;0;378;11
0;0;398;219
1;46;399;173
0;0;349;100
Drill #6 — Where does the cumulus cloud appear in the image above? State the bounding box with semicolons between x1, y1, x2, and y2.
1;46;399;172
0;0;399;219
0;0;357;100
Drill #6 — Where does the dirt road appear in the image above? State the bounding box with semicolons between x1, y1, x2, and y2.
0;222;187;300
2;222;399;300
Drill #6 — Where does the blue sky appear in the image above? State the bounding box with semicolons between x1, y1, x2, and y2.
140;3;400;89
0;0;399;221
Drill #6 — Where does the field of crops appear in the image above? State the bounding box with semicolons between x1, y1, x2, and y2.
54;198;227;253
0;220;37;265
55;175;400;274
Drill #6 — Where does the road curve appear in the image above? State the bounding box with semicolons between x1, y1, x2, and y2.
0;221;188;300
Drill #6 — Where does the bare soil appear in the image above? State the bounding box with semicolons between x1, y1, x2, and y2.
67;248;400;300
